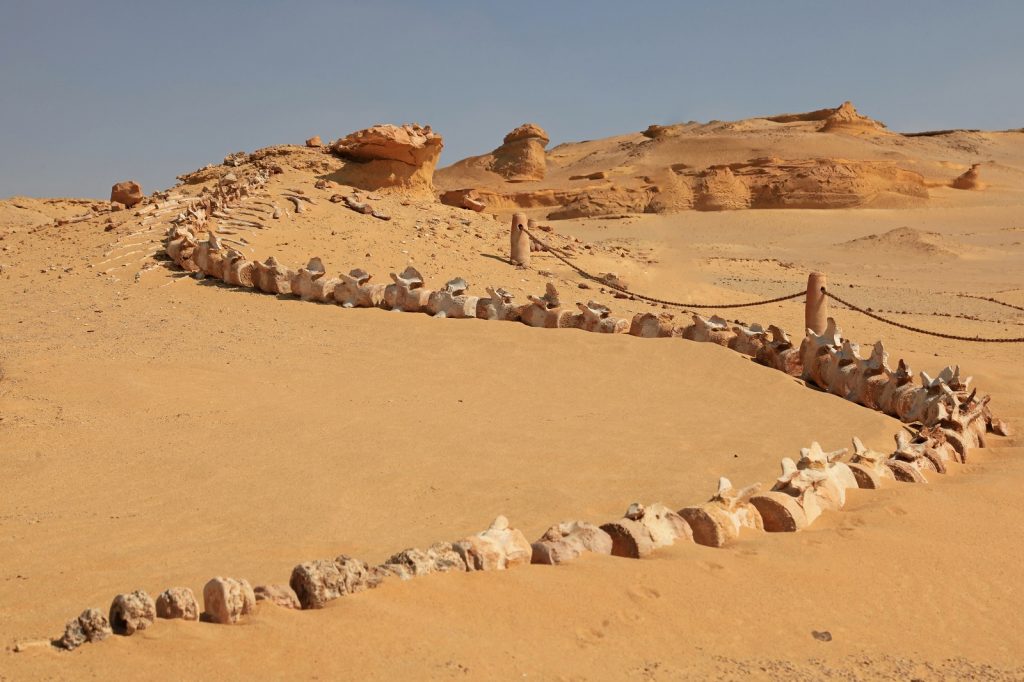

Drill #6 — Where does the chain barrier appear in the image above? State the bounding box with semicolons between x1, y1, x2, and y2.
822;288;1024;343
520;226;805;311
520;226;1024;342
956;293;1024;313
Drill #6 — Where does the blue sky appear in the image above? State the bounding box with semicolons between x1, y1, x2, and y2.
2;0;1021;198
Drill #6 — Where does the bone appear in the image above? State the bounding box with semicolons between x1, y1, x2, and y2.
453;516;533;571
682;314;736;346
530;521;613;565
728;323;768;356
573;300;629;333
155;587;199;621
109;590;156;636
427;277;479;318
796;441;858;507
222;250;256;288
799;316;842;389
55;608;112;650
384;266;432;312
287;196;304;213
755;325;802;375
848;437;895;489
290;257;329;301
628;311;676;338
289;556;384;609
520;283;573;328
253;584;301;609
599;502;691;559
252;256;294;294
380;543;467;579
479;287;523;322
334;269;386;308
202;577;257;624
679;477;764;547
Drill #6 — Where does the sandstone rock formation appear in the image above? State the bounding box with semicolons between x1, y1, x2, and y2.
305;135;322;147
109;590;156;635
531;521;613;565
952;163;983;190
202;577;256;624
330;124;443;196
695;167;751;210
155;587;199;621
490;123;550;181
289;555;384;609
453;516;532;571
55;608;112;650
820;101;888;134
110;180;144;208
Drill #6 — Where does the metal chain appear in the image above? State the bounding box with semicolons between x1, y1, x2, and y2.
823;288;1024;343
520;226;805;310
956;293;1024;313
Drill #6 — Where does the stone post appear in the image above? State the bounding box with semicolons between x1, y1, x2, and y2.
510;213;531;267
805;271;828;335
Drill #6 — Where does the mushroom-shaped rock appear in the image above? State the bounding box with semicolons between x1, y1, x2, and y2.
600;503;692;559
253;584;301;609
55;609;112;650
202;577;256;624
531;521;613;565
109;590;156;636
490;123;550;181
629;312;676;338
111;180;144;208
682;314;736;346
679;478;764;547
573;300;629;333
453;516;533;572
331;123;443;195
334;268;386;308
289;556;384;609
155;587;199;621
381;542;467;579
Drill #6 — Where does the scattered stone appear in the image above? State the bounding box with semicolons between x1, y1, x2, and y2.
306;135;323;147
202;577;256;624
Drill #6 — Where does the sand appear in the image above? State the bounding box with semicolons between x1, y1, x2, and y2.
1;112;1023;680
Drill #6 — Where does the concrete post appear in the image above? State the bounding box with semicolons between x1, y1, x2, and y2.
510;213;531;266
805;271;828;335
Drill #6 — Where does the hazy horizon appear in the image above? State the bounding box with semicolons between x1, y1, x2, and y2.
2;0;1022;199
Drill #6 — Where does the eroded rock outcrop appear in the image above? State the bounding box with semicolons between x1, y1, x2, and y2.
820;101;888;134
111;180;144;208
330;124;443;195
951;163;983;190
490;123;550;181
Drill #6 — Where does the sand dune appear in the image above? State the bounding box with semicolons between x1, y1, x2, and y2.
2;108;1023;679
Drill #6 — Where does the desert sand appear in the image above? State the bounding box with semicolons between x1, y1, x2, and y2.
1;104;1023;680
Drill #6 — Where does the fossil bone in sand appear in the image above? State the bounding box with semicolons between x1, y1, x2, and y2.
155;587;199;621
427;277;479;319
520;283;573;328
109;590;156;636
253;584;301;609
453;516;533;571
573;300;629;333
679;478;764;547
289;556;385;609
222;250;255;288
384;266;432;313
682;314;736;346
796;442;858;507
479;287;523;322
334;268;386;308
628;311;676;338
530;521;614;565
194;232;226;279
847;437;895;489
380;543;468;579
55;608;112;651
799;317;842;389
600;502;692;559
202;577;257;625
755;325;802;375
252;256;294;295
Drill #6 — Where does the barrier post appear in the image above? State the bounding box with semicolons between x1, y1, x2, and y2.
805;271;828;335
510;212;531;267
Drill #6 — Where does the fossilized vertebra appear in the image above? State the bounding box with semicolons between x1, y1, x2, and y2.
679;478;764;547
